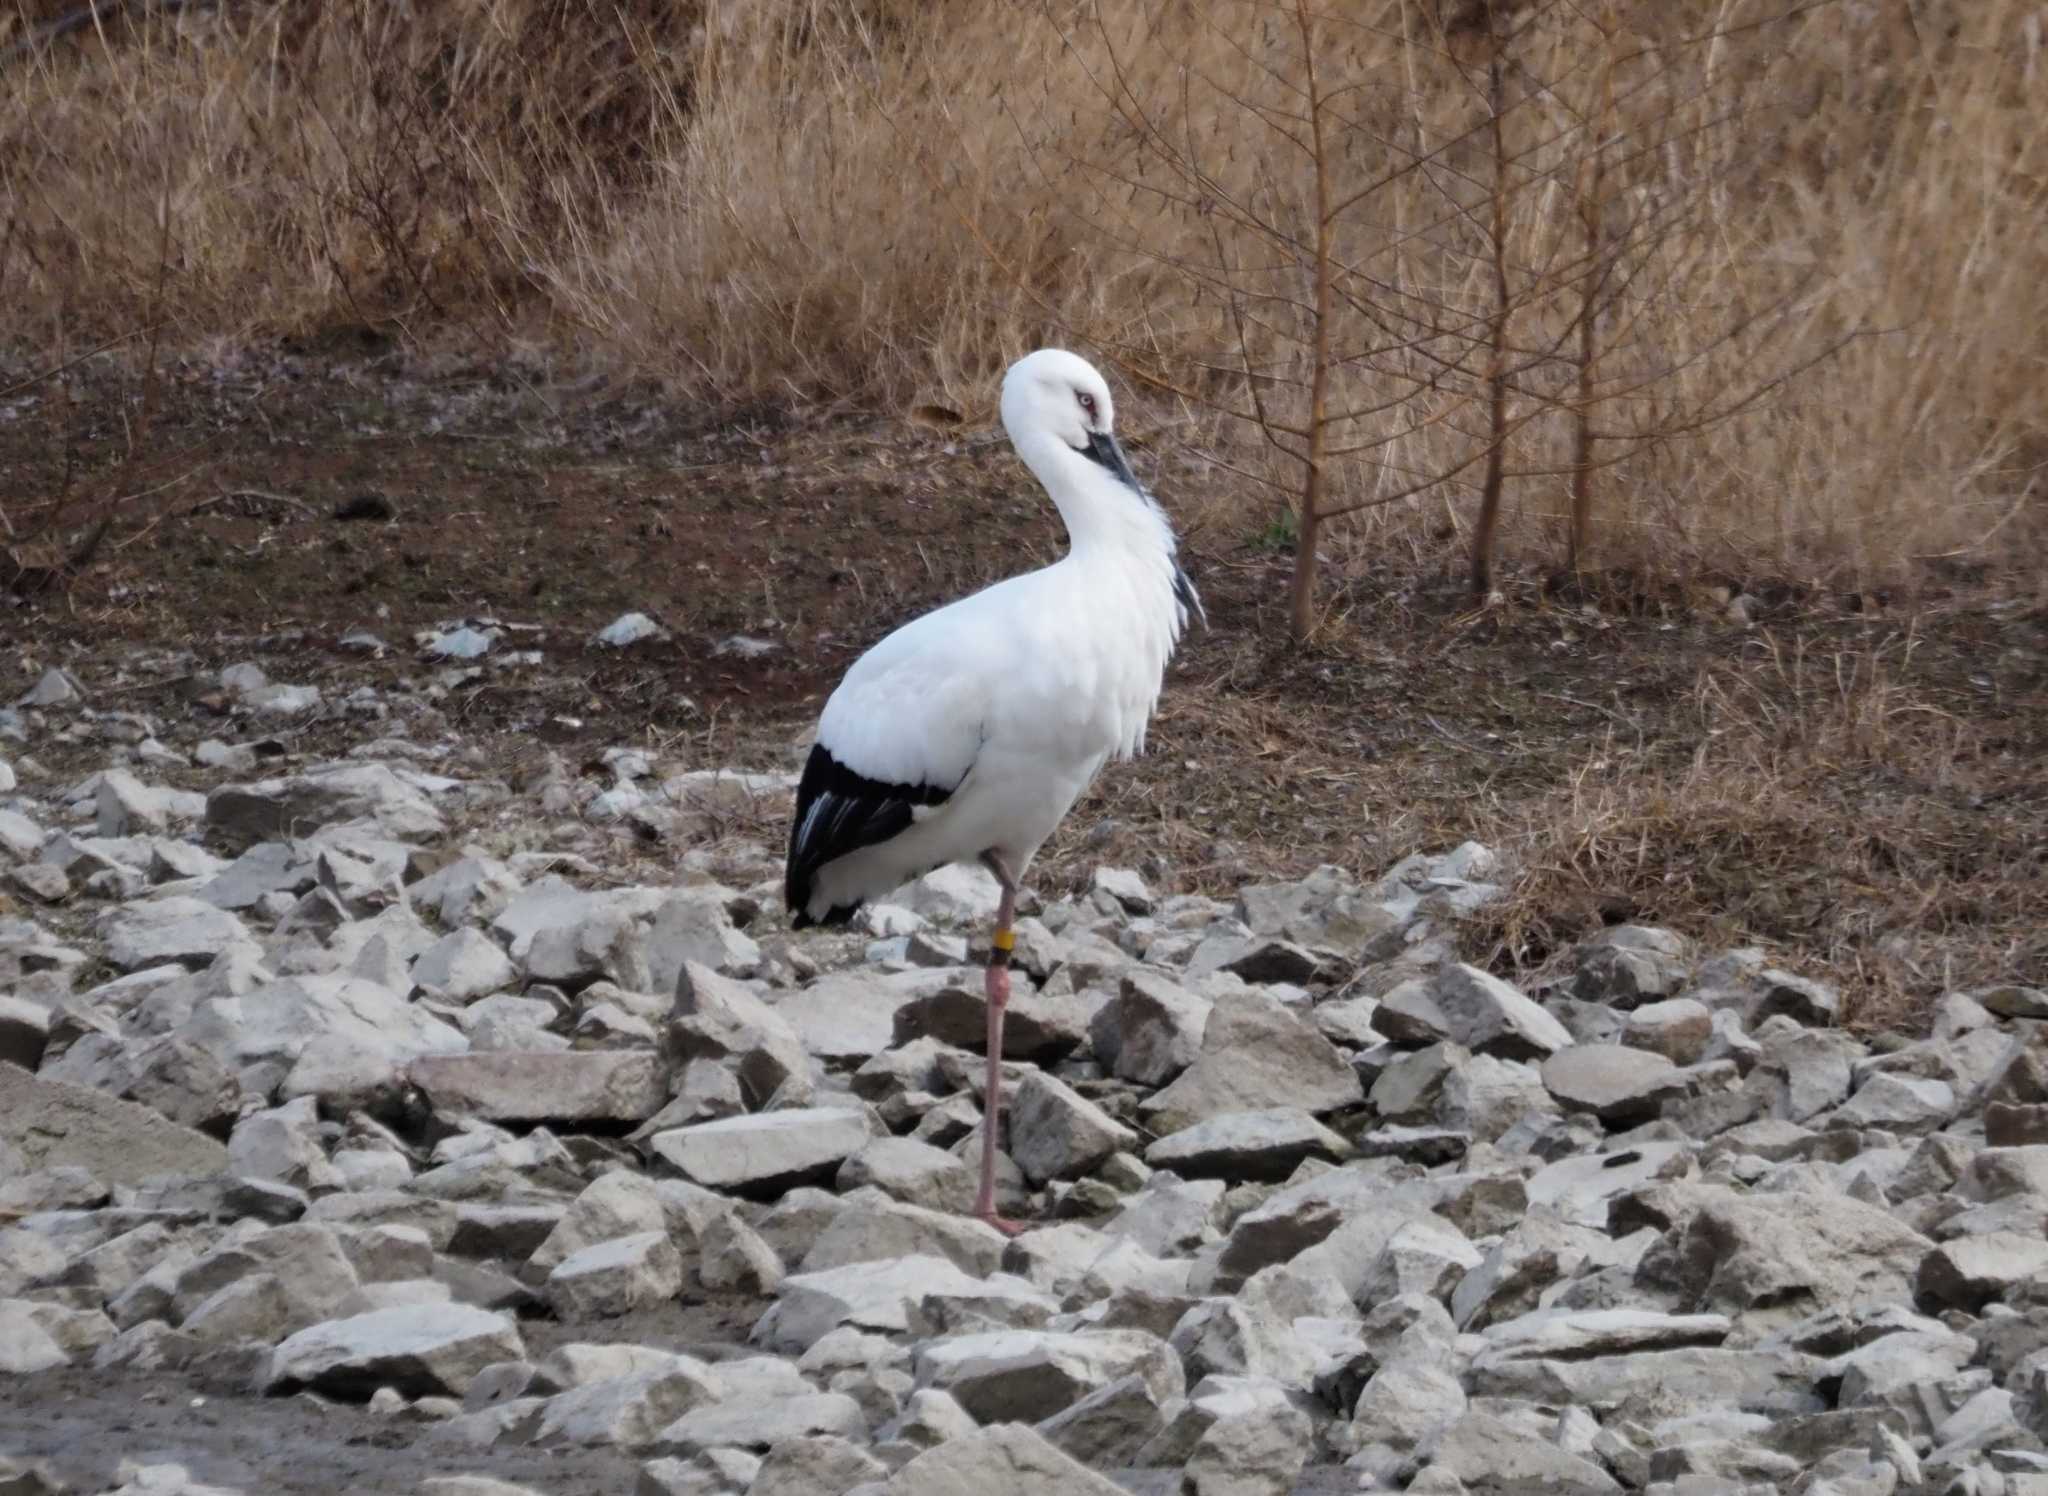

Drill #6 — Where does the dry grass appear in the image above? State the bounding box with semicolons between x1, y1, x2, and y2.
2;0;2043;587
1450;621;2047;1028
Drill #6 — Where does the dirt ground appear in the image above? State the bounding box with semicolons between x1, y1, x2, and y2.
5;339;2047;1027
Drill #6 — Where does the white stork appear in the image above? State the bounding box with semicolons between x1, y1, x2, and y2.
784;348;1204;1233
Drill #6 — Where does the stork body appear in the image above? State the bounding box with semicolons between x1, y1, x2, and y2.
784;348;1202;1231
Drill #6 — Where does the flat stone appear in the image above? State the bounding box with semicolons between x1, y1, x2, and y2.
1140;993;1361;1135
877;1422;1127;1496
799;1193;1007;1278
913;1328;1183;1424
753;1256;1056;1354
648;1109;876;1198
1479;1307;1730;1360
835;1138;975;1214
98;897;252;972
1541;1045;1685;1123
411;1051;668;1125
1828;1073;1955;1132
1144;1108;1350;1183
0;1061;228;1187
654;1391;867;1455
1429;1411;1623;1494
267;1303;524;1398
206;763;446;850
767;972;909;1065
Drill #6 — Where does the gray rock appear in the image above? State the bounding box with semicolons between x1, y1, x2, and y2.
1184;1404;1313;1496
1524;1142;1690;1228
596;613;669;648
644;892;761;991
1140;993;1361;1135
835;1138;975;1214
891;983;1090;1064
534;1363;721;1449
267;1303;524;1398
1621;999;1714;1064
1441;1052;1558;1141
1479;1307;1729;1360
1829;1073;1955;1132
1451;1213;1609;1330
1033;1373;1168;1466
1145;1109;1350;1183
548;1232;685;1318
1356;1215;1481;1306
1647;1187;1933;1314
1573;927;1689;1007
179;974;466;1096
206;763;447;850
749;1435;888;1496
98;897;252;972
913;1328;1183;1424
668;961;813;1105
800;1193;1005;1278
411;929;517;1001
0;1300;70;1374
1752;968;1840;1027
1541;1044;1686;1123
754;1257;1056;1354
1104;1173;1227;1259
655;1391;866;1455
769;973;911;1066
876;1422;1127;1496
1237;864;1406;957
1428;1410;1623;1494
0;1060;228;1186
1915;1232;2048;1313
699;1212;783;1295
1113;970;1211;1086
1430;964;1575;1060
1009;1069;1138;1185
9;863;69;904
411;1051;668;1125
648;1108;876;1198
19;667;82;707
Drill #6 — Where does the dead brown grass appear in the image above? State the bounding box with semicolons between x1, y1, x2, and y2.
1452;620;2048;1029
2;0;2044;589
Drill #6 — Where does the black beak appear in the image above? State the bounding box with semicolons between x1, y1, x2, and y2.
1078;429;1143;494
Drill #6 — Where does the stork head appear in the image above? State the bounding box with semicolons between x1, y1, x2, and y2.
999;348;1142;495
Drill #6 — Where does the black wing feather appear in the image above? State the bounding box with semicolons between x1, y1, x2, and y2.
785;743;954;928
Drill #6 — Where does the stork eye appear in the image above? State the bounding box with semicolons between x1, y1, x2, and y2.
1077;391;1098;419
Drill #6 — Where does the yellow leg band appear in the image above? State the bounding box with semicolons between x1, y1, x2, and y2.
991;928;1016;952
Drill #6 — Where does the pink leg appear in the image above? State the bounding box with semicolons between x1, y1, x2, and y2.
974;854;1024;1236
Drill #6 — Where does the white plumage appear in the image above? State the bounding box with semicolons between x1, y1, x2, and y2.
785;348;1201;929
783;347;1202;1229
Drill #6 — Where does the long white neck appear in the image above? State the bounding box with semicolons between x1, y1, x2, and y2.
1011;429;1180;562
